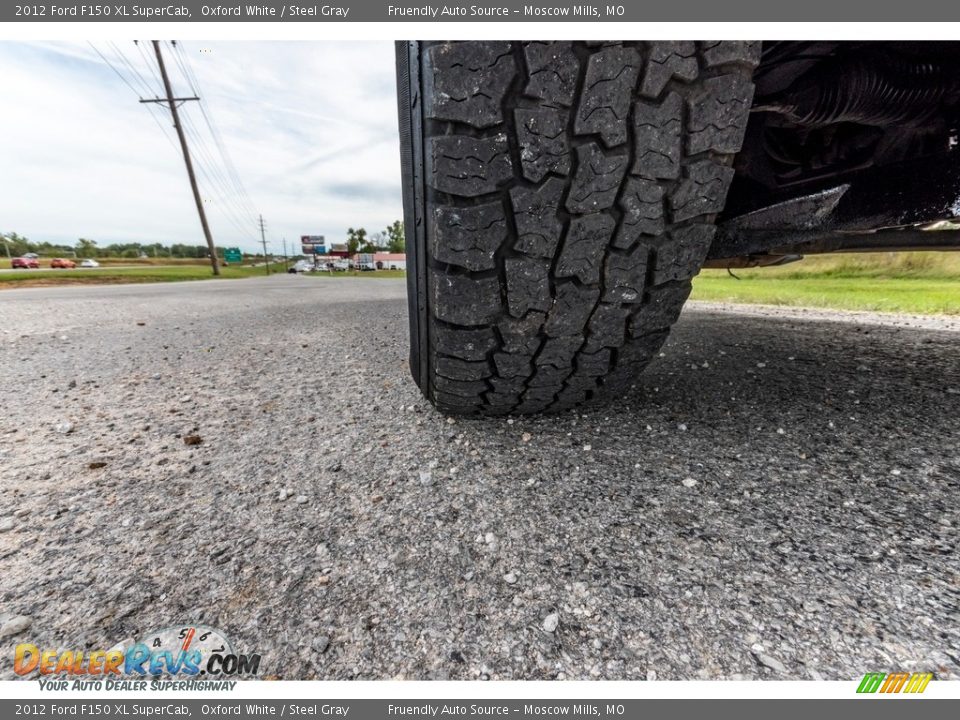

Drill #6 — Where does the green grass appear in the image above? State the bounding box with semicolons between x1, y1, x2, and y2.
0;264;406;289
0;264;264;288
5;249;958;315
692;252;960;315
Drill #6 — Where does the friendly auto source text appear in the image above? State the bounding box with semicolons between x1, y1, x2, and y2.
387;706;624;717
387;5;625;17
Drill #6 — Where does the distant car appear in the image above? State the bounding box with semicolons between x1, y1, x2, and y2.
11;256;39;269
289;259;312;274
332;259;350;271
50;258;76;269
79;259;100;268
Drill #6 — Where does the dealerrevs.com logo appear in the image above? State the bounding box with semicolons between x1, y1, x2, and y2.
15;626;261;691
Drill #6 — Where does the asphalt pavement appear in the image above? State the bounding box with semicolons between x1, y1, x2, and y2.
0;275;957;680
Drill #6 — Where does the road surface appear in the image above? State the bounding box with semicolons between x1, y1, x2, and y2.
0;276;957;680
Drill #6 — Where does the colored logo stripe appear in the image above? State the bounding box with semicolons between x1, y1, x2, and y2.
857;672;933;694
904;673;933;693
857;673;886;693
881;672;910;693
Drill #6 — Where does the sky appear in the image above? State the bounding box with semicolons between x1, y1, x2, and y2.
0;41;402;254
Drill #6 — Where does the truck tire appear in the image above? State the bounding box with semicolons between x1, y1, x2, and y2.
396;41;760;415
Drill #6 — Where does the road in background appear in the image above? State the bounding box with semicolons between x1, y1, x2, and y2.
0;276;957;680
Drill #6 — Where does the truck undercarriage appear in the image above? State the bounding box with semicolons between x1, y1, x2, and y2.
712;41;960;267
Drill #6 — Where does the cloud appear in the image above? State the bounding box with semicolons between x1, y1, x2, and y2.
0;40;402;253
325;180;403;204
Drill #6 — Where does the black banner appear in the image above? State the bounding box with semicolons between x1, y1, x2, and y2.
6;1;960;22
2;699;958;720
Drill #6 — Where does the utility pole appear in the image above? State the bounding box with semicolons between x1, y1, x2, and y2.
141;40;219;276
258;214;269;275
1;235;10;261
282;237;288;272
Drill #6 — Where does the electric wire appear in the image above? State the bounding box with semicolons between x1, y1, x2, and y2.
168;41;260;222
91;39;259;246
88;41;179;153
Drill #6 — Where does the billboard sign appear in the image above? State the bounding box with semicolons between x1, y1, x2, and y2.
301;235;325;255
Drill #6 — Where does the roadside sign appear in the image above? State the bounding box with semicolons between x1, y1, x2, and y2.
224;248;242;263
302;235;325;255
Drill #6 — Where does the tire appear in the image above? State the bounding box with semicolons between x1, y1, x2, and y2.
396;41;760;415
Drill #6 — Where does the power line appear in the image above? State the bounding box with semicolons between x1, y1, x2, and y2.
178;111;255;229
88;42;178;152
142;40;220;276
90;39;259;254
167;42;260;233
142;102;181;153
108;40;156;98
168;43;249;203
190;162;259;241
133;40;165;93
188;158;256;239
169;41;259;221
87;41;146;98
175;113;255;234
185;151;259;243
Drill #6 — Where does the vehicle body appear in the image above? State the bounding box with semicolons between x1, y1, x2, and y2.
289;259;313;273
50;258;76;269
354;253;376;271
332;259;350;271
395;40;960;415
11;256;39;269
79;259;100;268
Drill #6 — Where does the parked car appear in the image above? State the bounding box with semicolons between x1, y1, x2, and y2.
289;259;312;274
50;258;76;269
332;259;350;272
11;256;39;269
79;259;100;268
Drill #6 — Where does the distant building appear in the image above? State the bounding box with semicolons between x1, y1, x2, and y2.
372;252;406;270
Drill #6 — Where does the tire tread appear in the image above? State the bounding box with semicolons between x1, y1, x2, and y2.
412;40;759;414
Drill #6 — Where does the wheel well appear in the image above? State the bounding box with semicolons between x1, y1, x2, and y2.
713;41;960;262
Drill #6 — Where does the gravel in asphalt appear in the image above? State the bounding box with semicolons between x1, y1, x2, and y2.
0;276;957;680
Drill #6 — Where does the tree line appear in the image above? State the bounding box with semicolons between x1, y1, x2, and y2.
346;221;405;254
2;221;406;259
1;232;225;259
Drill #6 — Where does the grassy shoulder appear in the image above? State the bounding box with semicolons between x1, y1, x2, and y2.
0;264;264;288
0;264;406;289
692;253;960;315
4;250;957;316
